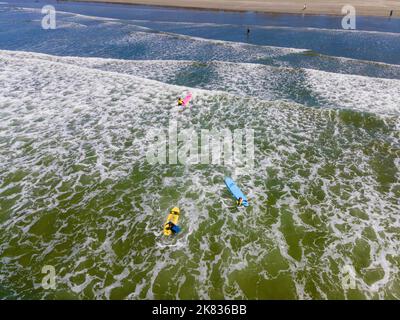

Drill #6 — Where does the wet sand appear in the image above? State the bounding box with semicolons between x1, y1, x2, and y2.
69;0;400;17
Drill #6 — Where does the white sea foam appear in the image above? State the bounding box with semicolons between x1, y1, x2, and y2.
3;50;398;116
0;50;398;300
123;18;400;37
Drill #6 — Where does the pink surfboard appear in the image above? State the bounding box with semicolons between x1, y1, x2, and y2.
182;93;192;106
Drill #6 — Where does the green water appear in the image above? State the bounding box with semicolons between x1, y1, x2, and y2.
0;3;400;300
0;53;399;299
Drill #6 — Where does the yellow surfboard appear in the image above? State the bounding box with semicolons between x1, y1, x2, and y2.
163;207;180;236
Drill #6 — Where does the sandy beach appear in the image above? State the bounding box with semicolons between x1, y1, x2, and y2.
70;0;400;17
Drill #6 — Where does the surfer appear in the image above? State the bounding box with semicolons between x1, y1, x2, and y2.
237;197;244;207
165;221;181;234
178;97;184;106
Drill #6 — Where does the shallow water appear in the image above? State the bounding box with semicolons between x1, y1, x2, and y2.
0;1;399;299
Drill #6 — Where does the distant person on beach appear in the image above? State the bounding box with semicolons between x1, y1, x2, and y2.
247;28;250;35
389;10;393;17
303;3;307;11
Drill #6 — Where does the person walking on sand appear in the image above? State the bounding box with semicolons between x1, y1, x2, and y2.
303;3;307;11
390;10;393;17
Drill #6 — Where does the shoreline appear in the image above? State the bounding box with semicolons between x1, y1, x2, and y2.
62;0;400;18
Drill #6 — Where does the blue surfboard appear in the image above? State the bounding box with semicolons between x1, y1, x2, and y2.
224;177;249;207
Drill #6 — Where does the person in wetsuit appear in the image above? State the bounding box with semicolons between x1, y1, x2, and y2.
166;221;180;234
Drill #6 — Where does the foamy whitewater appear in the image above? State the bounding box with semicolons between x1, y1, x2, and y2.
0;2;399;299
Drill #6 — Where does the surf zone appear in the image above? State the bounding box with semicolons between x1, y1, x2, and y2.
146;120;255;171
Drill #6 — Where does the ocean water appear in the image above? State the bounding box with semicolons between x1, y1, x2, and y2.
0;1;399;299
